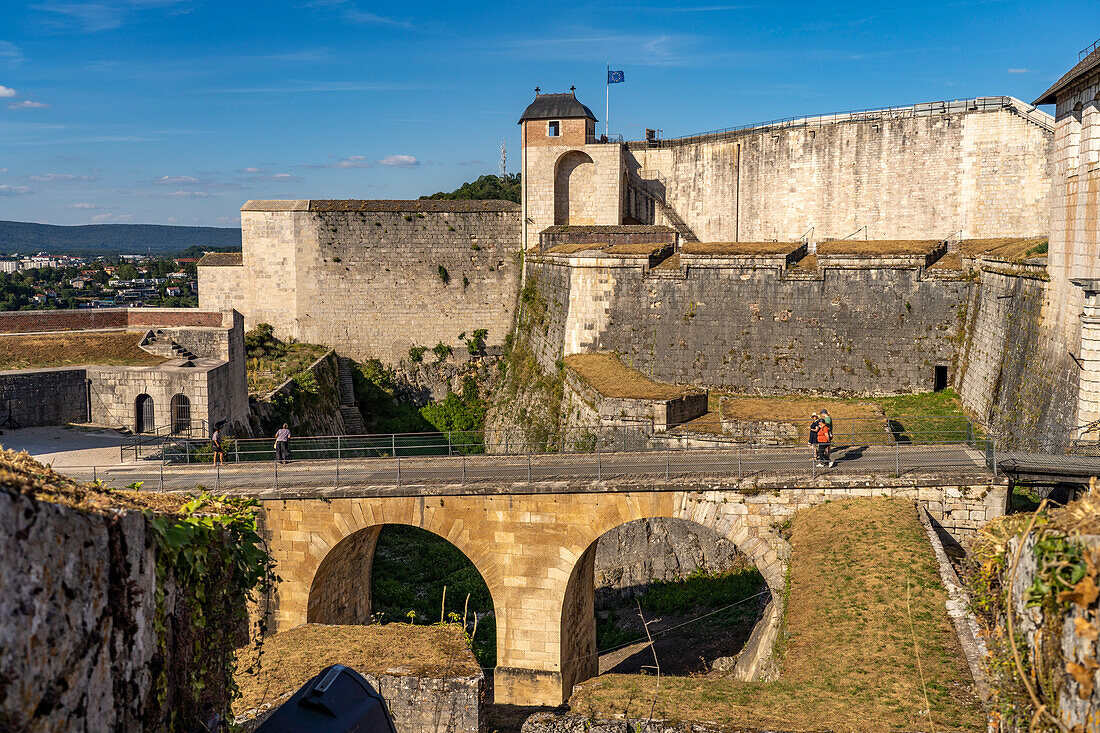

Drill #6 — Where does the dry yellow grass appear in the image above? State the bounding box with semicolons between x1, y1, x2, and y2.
564;353;695;401
652;253;681;270
0;447;192;514
789;254;817;270
233;623;480;715
719;395;885;442
817;240;942;256
929;253;963;270
544;241;667;256
958;237;1047;261
0;331;166;370
570;498;984;731
682;242;799;256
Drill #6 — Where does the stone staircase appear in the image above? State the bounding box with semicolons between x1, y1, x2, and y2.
337;357;365;434
631;175;700;243
138;329;196;364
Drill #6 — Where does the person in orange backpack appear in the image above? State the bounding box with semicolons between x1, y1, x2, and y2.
817;417;834;467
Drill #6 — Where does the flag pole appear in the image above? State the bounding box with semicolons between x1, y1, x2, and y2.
605;63;610;138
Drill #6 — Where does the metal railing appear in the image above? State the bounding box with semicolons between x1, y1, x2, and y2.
1080;38;1100;61
64;416;999;493
121;419;209;461
630;96;1050;149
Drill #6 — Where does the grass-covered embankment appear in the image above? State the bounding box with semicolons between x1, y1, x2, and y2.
570;498;984;731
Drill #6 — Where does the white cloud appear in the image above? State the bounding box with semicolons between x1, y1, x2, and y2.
156;174;200;184
245;172;303;182
32;0;192;33
69;202;97;209
166;216;178;222
0;42;23;64
342;9;413;28
1007;68;1033;74
0;85;16;98
8;100;49;109
0;185;32;196
242;167;268;173
29;173;93;181
92;212;134;222
376;154;420;168
167;190;212;197
302;154;372;169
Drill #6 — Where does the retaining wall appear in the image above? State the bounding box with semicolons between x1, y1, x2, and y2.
0;368;87;427
200;200;522;364
528;255;969;395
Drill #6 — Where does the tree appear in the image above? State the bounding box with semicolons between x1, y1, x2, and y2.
421;173;520;204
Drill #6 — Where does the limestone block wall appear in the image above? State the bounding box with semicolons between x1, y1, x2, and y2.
0;490;231;730
624;103;1052;242
956;268;1080;442
0;368;87;427
200;201;522;365
522;140;625;251
87;364;218;432
528;255;969;395
258;476;1006;705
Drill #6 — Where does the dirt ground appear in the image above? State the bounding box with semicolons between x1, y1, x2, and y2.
564;353;696;401
0;331;165;370
0;425;127;468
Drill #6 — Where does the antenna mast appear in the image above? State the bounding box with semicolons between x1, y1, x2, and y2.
499;140;507;179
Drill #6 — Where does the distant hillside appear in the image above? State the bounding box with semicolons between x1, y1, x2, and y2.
0;220;241;256
421;173;520;204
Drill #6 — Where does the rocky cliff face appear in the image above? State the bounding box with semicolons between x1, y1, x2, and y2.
594;517;744;607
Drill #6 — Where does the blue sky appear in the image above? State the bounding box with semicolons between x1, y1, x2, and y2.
0;0;1096;227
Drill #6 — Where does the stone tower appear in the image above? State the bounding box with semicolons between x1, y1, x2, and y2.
518;89;625;251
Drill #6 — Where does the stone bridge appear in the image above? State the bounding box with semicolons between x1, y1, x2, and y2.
254;471;1007;706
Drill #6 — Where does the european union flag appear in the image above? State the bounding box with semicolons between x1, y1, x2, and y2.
608;69;625;84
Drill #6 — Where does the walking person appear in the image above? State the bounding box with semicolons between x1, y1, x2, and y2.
808;412;821;462
817;416;835;467
275;423;291;464
211;422;227;467
820;409;834;462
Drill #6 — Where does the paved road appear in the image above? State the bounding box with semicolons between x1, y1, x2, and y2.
61;443;993;495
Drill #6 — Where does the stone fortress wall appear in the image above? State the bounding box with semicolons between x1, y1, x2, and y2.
527;252;970;395
622;98;1054;242
0;308;249;432
199;199;522;364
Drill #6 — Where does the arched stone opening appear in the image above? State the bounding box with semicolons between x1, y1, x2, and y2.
554;150;596;225
134;393;154;434
306;523;499;666
557;512;786;700
170;393;191;434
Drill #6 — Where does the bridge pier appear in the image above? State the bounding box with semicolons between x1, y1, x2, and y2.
256;475;1006;706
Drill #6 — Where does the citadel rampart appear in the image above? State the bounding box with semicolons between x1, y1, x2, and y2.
199;199;521;364
621;97;1053;243
526;251;970;395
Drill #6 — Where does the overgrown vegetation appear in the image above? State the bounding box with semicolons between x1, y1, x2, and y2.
147;493;275;729
966;486;1100;729
350;359;488;440
420;173;520;204
0;331;166;370
244;323;329;396
371;525;497;666
572;498;984;731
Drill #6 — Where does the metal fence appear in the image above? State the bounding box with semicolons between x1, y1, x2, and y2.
62;416;1002;492
630;96;1050;149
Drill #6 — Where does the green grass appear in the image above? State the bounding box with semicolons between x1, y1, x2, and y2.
571;498;985;731
371;525;496;666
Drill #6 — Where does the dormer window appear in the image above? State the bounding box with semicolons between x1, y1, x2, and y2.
548;120;560;137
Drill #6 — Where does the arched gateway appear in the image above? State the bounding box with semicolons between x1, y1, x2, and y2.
260;489;790;706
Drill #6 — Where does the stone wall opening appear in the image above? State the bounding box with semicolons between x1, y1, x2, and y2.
134;393;154;434
307;523;498;667
554;151;596;225
170;394;191;434
559;516;771;700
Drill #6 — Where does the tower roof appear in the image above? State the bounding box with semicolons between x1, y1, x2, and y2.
1034;46;1100;106
518;91;597;124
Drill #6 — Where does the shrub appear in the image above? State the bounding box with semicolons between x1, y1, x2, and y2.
408;345;427;363
433;342;453;362
438;265;450;284
465;328;488;355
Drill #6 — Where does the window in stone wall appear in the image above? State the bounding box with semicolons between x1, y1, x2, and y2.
548;120;560;137
135;394;154;434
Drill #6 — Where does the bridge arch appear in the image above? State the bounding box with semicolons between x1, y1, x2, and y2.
306;523;500;634
555;497;789;699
